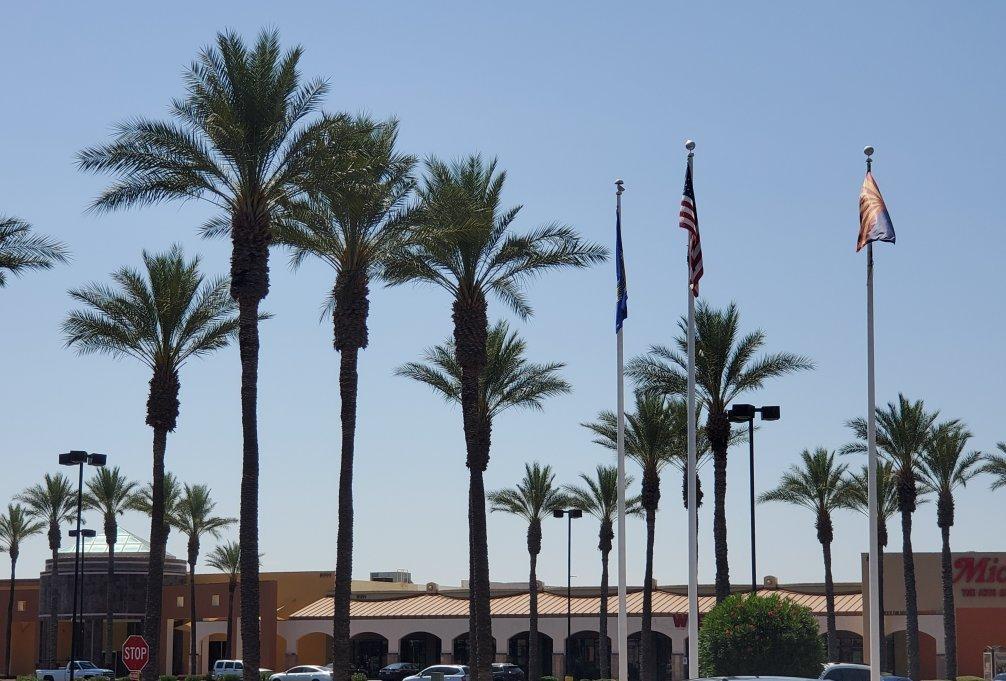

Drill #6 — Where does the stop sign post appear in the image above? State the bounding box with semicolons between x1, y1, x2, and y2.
122;635;150;677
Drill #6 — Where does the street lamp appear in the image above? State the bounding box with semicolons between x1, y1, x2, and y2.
553;508;582;677
727;404;780;593
60;451;105;681
69;528;97;662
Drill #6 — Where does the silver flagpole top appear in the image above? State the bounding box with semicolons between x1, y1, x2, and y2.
864;145;874;171
685;139;696;151
615;179;625;195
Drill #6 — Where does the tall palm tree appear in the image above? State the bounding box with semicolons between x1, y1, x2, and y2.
274;117;415;681
64;248;238;681
488;464;568;681
206;542;242;660
843;394;939;681
17;473;76;665
627;301;812;601
917;422;981;681
83;467;139;667
174;484;236;676
760;448;853;661
583;392;682;681
77;31;349;681
840;462;899;671
563;466;639;681
0;504;45;676
131;472;184;540
0;216;68;287
389;167;592;669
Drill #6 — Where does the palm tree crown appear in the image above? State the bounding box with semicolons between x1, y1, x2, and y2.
760;448;853;530
564;465;640;535
488;462;569;529
0;504;45;563
175;484;236;556
918;421;982;527
131;472;184;537
0;216;68;287
17;474;77;552
83;467;139;540
207;541;242;575
981;442;1006;491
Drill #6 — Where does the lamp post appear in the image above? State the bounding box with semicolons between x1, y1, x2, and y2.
69;528;97;662
726;404;780;593
553;508;581;677
59;451;106;681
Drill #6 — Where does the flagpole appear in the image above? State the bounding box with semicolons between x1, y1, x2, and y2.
685;140;700;680
615;178;629;681
864;145;882;681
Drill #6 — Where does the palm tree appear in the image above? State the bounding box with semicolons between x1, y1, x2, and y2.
583;392;682;681
392;239;587;681
17;473;76;665
64;248;237;681
174;484;236;676
627;301;812;601
131;472;184;539
760;448;852;660
206;542;242;660
274;117;415;681
0;504;45;675
563;466;639;680
917;422;981;680
843;394;939;681
488;464;568;681
840;462;899;671
77;31;349;681
0;216;68;287
83;467;139;667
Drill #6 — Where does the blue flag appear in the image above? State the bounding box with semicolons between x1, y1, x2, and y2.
615;201;628;332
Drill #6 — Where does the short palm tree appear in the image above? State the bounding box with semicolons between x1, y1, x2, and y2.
627;301;812;601
396;315;575;676
17;473;76;665
174;484;236;675
275;117;415;681
78;31;349;681
206;541;242;659
760;448;852;661
64;247;237;679
841;462;899;671
0;216;68;287
0;504;45;675
917;422;982;681
583;392;682;681
564;466;640;680
488;464;568;681
131;472;184;539
83;467;139;667
844;394;939;681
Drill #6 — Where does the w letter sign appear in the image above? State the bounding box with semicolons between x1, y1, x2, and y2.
122;635;150;672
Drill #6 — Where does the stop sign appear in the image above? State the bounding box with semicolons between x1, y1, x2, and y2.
122;635;150;672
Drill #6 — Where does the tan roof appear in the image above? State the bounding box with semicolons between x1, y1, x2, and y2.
289;588;862;619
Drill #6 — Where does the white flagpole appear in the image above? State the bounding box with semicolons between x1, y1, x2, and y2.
685;140;700;680
615;179;629;681
865;147;882;681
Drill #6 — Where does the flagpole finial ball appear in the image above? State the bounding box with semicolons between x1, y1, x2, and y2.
864;145;875;157
685;139;696;151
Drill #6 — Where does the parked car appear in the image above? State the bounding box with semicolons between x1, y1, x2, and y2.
212;660;274;680
324;663;368;678
490;664;524;681
269;666;333;681
820;663;911;681
379;663;421;681
36;661;114;681
403;666;469;681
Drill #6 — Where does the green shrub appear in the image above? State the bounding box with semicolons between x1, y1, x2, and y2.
351;674;367;681
957;677;984;681
260;673;274;681
160;675;179;681
698;593;825;677
540;676;559;681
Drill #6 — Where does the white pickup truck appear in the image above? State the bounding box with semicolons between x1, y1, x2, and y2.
36;661;115;681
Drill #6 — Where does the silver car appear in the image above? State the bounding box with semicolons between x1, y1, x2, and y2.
269;666;333;681
403;666;469;681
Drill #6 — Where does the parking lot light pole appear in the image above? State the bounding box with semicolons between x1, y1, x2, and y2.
69;528;97;661
726;405;780;593
553;508;581;677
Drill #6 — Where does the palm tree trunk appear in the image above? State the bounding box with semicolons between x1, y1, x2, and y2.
106;529;115;669
226;577;237;661
190;556;198;675
332;347;359;681
6;554;16;677
469;466;493;681
822;538;837;661
48;535;59;667
640;507;656;681
900;505;920;681
598;546;610;681
467;485;478;672
707;410;731;602
939;519;957;680
142;427;168;681
528;549;539;681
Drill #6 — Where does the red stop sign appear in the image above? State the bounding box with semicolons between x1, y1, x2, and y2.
122;635;150;672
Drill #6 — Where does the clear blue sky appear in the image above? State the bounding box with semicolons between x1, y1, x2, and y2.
3;2;1004;591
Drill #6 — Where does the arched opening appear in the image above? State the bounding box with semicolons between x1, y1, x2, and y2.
627;631;673;681
566;631;610;681
400;632;442;667
296;632;334;666
208;633;229;672
507;631;553;677
820;630;863;664
352;633;388;678
885;630;937;679
452;633;497;665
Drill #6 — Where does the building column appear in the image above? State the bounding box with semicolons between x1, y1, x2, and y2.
165;620;174;676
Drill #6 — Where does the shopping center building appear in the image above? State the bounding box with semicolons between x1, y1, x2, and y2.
1;532;1004;680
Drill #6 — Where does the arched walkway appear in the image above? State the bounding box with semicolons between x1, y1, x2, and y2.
820;630;863;664
507;631;553;677
885;630;937;679
452;633;497;665
296;632;333;665
400;632;442;667
566;631;610;681
627;631;673;681
352;633;388;678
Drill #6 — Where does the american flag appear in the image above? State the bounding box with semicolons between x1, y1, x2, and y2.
679;159;704;295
